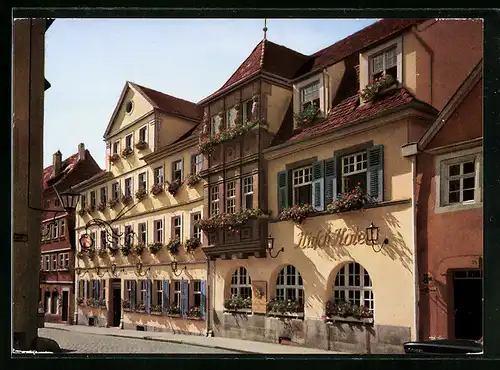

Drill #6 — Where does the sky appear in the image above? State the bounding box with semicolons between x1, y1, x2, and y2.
43;18;378;169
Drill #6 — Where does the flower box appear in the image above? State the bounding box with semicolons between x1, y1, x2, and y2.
86;204;96;213
185;237;201;253
166;238;182;255
108;246;119;256
77;209;87;216
360;73;397;102
148;242;163;255
110;153;121;163
135;140;148;150
326;183;368;214
97;249;108;258
150;183;164;196
97;202;107;212
324;299;373;323
121;195;133;205
267;312;305;319
133;242;145;256
168;305;181;316
150;305;163;315
293;105;320;128
187;306;203;320
87;249;96;259
223;308;252;314
224;296;252;311
76;251;86;259
278;204;313;224
167;314;181;318
121;147;134;158
266;298;304;316
135;188;147;201
196;208;267;230
186;173;202;187
108;198;119;208
167;179;182;196
121;245;132;257
324;316;374;325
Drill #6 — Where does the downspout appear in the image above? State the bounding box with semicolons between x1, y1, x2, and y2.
411;154;419;341
411;26;434;106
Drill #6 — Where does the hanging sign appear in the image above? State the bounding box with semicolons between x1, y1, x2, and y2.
79;233;94;249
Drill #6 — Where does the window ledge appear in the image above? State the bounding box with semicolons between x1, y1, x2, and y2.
324;316;374;325
434;201;482;214
271;199;411;223
223;308;252;314
267;312;304;320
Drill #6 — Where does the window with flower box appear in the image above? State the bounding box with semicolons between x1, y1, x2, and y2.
210;185;220;216
60;219;65;237
138;280;147;310
226;181;236;214
172;216;182;241
193;280;202;307
276;265;303;304
154;166;164;185
191;213;202;240
173;280;181;308
112;228;119;249
153;280;163;308
300;81;320;111
139;126;147;143
154;219;163;243
191;154;203;175
342;151;368;193
112;140;120;155
231;267;252;299
138;172;147;190
51;255;57;270
45;255;50;271
125;133;133;151
370;45;397;81
111;182;120;200
90;191;96;207
242;176;253;209
138;222;147;244
124;178;132;198
52;220;59;239
292;166;312;206
172;160;183;182
333;262;374;315
124;225;132;246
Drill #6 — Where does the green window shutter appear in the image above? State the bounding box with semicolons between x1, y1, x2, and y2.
277;170;289;214
163;280;170;315
324;157;338;205
311;160;325;211
131;280;137;311
181;280;189;318
200;280;207;321
366;145;384;202
146;279;151;314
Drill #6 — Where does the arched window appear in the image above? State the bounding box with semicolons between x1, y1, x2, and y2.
276;265;304;303
230;267;252;299
333;262;374;313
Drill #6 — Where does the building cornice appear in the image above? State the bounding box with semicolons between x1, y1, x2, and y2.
73;172;113;192
424;137;483;155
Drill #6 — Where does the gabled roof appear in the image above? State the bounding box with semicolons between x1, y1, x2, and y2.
199;39;311;104
418;59;483;150
287;87;435;143
103;82;203;138
309;18;426;73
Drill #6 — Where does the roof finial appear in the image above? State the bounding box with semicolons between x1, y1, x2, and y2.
263;18;268;40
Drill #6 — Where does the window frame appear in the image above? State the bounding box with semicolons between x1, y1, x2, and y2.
172;216;182;241
138;171;148;190
124;177;133;197
191;212;202;240
153;166;164;186
90;191;96;206
242;176;254;209
292;166;313;206
153;280;163;307
230;267;252;299
211;114;221;136
341;151;368;193
193;280;202;308
333;262;374;315
139;125;148;143
51;254;57;271
242;100;253;124
225;181;236;214
138;222;148;244
112;140;120;155
125;133;133;151
275;265;304;305
191;154;203;175
369;45;398;80
210;185;220;216
154;219;164;243
173;280;181;308
60;219;65;237
100;186;107;204
226;106;238;128
172;160;183;182
299;80;320;111
111;182;120;200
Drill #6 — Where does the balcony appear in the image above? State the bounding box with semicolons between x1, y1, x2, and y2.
202;218;269;259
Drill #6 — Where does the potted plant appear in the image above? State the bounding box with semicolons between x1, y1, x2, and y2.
98;298;106;309
135;187;147;201
122;299;131;312
324;299;374;324
133;242;145;256
185;237;201;253
86;204;96;213
151;304;163;315
135;140;148;150
108;246;119;256
76;251;86;259
293;105;320;128
266;298;304;317
110;153;121;163
77;298;85;306
121;243;132;257
136;301;146;312
166;238;182;255
108;197;119;208
150;183;164;196
97;249;108;258
187;306;203;320
121;147;134;158
326;182;368;214
186;173;202;187
121;194;133;205
97;202;107;212
224;296;252;312
167;179;183;196
148;241;163;255
87;248;96;259
168;304;181;317
360;72;397;102
196;208;267;231
278;204;314;225
77;208;87;216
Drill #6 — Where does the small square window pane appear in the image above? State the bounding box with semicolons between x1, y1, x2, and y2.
449;191;460;204
449;164;460;176
449;180;460;192
463;189;475;202
463;161;475;174
463;177;475;190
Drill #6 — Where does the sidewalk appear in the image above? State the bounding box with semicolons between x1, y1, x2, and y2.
44;323;347;355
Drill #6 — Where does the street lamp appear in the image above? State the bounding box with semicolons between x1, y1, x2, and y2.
171;261;186;277
266;235;284;259
365;221;389;253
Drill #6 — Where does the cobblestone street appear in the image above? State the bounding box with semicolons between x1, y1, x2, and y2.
38;328;237;354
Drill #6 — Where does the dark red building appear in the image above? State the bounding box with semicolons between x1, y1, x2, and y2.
415;60;483;341
40;143;102;324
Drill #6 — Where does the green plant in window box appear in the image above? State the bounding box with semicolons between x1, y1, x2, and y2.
110;153;121;163
122;299;131;311
167;238;182;255
86;204;96;213
87;248;96;260
77;298;85;306
108;198;119;208
76;251;86;259
168;304;181;316
185;237;201;252
151;305;163;314
167;179;183;196
135;140;148;150
278;204;314;225
136;301;146;312
196;208;267;230
186;173;202;187
148;242;163;255
324;299;373;320
121;147;134;158
98;298;106;309
133;242;145;256
188;306;203;319
107;245;119;255
97;202;107;212
293;105;320;128
224;296;252;311
150;183;164;196
266;298;304;315
97;249;108;258
121;243;132;257
135;187;147;201
121;195;133;205
360;72;396;102
77;208;87;216
326;183;368;214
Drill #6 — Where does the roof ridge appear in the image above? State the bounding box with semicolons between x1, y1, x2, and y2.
260;39;266;68
132;82;199;106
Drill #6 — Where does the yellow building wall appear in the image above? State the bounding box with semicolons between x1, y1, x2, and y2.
403;32;431;105
157;113;197;149
266;85;292;133
113;87;154;132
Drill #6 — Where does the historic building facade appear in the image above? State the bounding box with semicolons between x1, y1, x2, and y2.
40;143;102;324
73;82;208;334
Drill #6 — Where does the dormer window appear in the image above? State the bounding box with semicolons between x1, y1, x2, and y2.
300;81;320;111
370;45;397;81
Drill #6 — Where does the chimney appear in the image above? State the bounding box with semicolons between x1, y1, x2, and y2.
78;143;86;161
52;150;62;177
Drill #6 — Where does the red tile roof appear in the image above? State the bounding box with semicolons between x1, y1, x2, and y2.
288;88;417;142
201;39;311;103
132;83;204;122
43;152;82;190
310;18;426;71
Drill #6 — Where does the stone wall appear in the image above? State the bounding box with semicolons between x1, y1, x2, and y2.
213;311;410;354
77;307;109;328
